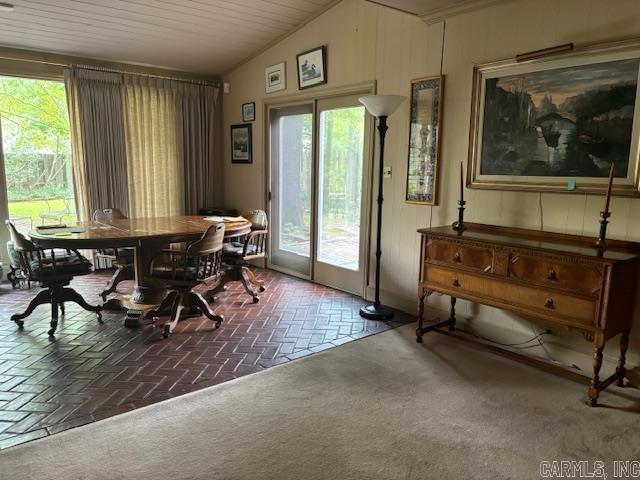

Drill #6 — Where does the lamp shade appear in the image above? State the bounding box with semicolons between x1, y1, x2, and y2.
358;94;406;117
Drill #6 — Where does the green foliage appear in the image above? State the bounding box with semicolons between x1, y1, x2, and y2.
320;107;364;224
8;198;77;228
0;77;73;201
0;77;70;153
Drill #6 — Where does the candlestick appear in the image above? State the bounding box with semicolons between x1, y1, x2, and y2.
595;211;610;248
596;163;615;248
453;162;466;232
452;200;466;232
603;162;615;214
460;162;464;203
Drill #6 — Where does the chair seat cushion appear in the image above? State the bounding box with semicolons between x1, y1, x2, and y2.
150;265;199;282
30;255;92;279
222;242;257;258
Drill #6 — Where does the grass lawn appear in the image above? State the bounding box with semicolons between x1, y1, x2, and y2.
8;198;77;231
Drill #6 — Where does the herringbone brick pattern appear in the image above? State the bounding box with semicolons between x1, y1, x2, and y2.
0;268;410;449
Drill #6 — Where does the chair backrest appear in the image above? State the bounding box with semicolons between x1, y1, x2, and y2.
5;220;36;252
92;208;128;222
187;223;225;256
241;209;268;231
6;220;38;278
151;223;226;284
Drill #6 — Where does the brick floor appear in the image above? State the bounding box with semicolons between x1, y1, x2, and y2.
0;268;411;449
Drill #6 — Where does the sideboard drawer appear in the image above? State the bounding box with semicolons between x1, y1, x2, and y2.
424;266;597;327
425;239;493;272
509;255;603;296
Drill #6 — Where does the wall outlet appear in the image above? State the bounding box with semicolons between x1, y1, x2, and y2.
383;166;392;178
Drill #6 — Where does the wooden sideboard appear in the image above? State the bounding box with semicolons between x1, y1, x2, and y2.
416;222;640;406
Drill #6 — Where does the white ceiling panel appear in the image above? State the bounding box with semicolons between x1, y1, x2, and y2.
0;0;336;75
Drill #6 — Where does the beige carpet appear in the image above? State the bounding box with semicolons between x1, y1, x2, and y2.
2;324;640;480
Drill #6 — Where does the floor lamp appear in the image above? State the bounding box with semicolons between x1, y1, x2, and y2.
359;94;406;321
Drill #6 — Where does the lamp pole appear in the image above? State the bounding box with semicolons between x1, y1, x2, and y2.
360;114;393;320
373;116;387;309
358;94;405;321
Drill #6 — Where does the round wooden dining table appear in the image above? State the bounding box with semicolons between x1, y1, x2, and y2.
30;215;252;326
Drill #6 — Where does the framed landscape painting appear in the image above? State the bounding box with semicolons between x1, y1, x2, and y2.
406;75;444;205
467;40;640;196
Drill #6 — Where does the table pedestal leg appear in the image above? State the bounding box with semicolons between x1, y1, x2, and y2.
107;239;170;328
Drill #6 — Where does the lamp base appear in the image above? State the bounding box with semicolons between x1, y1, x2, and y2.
359;303;394;320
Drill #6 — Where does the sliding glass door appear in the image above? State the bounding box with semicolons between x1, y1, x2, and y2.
268;94;372;295
269;104;313;276
313;97;370;293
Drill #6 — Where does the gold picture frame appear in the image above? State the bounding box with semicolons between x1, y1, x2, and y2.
467;39;640;196
405;75;444;205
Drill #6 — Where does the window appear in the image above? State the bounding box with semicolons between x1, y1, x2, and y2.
0;76;75;234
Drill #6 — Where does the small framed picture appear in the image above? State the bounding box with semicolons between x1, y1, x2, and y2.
265;62;286;93
296;46;327;90
231;124;252;164
242;102;255;122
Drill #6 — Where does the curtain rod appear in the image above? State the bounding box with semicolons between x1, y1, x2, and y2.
72;64;220;87
0;50;219;87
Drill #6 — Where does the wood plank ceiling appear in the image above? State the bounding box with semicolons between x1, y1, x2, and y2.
0;0;336;75
369;0;469;15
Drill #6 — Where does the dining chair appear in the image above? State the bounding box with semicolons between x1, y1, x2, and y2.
7;240;30;288
40;197;76;225
92;208;135;301
148;223;226;338
221;209;268;303
6;220;102;336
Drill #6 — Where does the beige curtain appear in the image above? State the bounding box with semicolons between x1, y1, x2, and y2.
65;68;128;221
176;82;219;214
65;67;219;220
123;75;182;218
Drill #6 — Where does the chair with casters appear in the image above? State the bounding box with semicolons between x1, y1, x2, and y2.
221;209;268;303
92;208;135;301
5;220;102;336
148;223;226;339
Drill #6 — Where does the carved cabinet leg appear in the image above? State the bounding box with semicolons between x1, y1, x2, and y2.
448;297;457;331
616;329;630;387
416;292;426;343
588;338;605;407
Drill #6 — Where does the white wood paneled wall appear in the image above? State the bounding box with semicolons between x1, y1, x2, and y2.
223;0;640;374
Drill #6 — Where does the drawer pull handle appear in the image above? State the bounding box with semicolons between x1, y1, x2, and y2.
547;270;557;281
544;298;555;309
452;252;461;262
452;278;461;287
